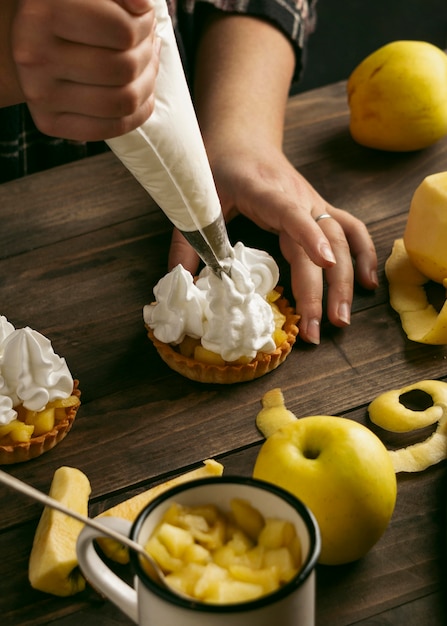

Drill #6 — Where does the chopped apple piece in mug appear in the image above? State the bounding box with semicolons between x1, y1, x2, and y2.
144;499;302;603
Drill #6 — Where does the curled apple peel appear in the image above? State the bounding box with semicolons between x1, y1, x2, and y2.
388;408;447;472
368;380;447;472
368;379;447;432
385;238;447;344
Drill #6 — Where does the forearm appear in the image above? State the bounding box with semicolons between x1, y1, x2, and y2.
0;0;24;107
193;12;296;152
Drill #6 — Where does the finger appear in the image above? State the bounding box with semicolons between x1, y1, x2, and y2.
117;0;154;15
27;87;156;141
330;208;379;289
56;0;155;50
168;229;200;274
48;29;157;87
237;182;337;269
280;233;324;345
314;214;354;328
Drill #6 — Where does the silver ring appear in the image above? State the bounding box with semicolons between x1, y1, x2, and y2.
314;213;333;223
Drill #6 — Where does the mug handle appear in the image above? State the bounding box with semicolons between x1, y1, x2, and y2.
76;517;139;624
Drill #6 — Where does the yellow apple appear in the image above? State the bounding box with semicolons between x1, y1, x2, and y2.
347;41;447;151
253;416;397;565
403;171;447;283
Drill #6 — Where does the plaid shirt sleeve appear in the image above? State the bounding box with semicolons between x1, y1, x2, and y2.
172;0;318;77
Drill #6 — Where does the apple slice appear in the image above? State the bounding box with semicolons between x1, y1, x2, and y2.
96;459;224;563
255;388;297;438
28;466;91;596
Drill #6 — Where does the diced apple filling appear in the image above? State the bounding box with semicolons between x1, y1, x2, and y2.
175;289;288;366
144;498;302;604
0;396;80;445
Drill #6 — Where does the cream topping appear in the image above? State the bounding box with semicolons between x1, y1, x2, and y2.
144;242;279;362
0;325;73;413
0;316;15;356
0;395;17;425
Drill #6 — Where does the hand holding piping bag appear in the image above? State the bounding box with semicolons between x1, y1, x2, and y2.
106;0;232;275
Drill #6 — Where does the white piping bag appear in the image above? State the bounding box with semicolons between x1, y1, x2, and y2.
106;0;232;275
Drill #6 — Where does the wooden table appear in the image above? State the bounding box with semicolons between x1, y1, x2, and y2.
1;80;447;626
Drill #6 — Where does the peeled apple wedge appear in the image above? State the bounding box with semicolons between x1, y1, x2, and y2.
28;466;91;597
404;171;447;284
96;459;224;563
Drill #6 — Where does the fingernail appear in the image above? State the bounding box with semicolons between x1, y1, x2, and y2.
320;242;336;265
338;301;351;325
306;318;321;345
370;269;379;287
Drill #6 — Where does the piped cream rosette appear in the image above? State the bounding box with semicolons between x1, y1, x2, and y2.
0;317;80;464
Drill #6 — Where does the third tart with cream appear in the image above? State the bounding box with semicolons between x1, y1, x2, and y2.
0;317;80;464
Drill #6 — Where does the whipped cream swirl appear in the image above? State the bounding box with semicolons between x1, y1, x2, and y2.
144;242;279;362
0;320;74;423
0;316;15;356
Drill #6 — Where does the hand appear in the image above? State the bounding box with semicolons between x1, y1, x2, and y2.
168;141;378;345
11;0;159;140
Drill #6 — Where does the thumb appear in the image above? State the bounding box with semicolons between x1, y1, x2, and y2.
168;229;200;274
115;0;153;15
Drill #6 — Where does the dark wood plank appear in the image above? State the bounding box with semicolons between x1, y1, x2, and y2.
1;446;446;626
1;80;447;625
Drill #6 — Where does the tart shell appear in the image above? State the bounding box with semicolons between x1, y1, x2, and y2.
0;381;81;465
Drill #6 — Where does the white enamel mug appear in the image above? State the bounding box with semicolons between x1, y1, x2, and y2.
76;476;320;626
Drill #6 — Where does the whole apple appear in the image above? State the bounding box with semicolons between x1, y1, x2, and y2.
347;40;447;151
253;416;397;565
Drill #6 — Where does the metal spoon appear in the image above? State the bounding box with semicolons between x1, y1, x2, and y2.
0;469;188;598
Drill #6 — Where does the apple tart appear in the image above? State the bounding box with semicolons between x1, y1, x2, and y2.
0;317;81;464
146;289;299;384
0;381;81;465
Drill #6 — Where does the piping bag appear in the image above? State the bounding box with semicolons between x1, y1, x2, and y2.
106;0;232;276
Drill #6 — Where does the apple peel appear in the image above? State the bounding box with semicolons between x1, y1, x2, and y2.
368;379;447;432
255;388;298;438
388;407;447;472
385;238;447;344
368;380;447;472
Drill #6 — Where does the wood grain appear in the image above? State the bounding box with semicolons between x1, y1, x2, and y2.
1;80;446;625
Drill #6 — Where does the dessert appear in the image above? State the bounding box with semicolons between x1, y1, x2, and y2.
143;243;299;383
0;317;80;464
